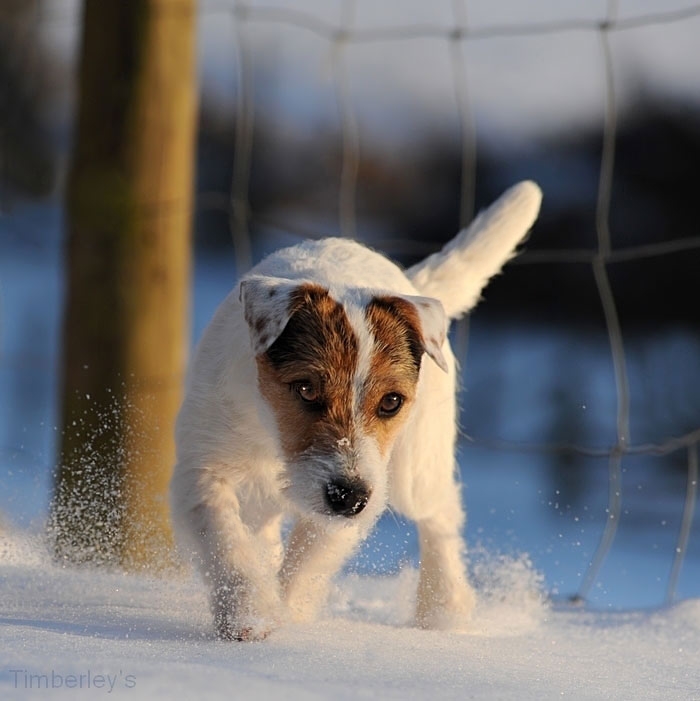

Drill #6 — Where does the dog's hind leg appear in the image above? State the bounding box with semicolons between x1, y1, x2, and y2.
280;518;364;623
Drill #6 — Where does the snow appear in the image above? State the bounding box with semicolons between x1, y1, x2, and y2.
1;530;699;700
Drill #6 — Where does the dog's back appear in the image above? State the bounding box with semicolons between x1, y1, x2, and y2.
246;179;541;324
249;237;417;297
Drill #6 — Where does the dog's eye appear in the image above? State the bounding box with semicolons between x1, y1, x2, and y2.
378;392;403;418
293;382;319;404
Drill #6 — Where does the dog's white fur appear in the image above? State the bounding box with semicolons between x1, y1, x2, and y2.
170;181;542;640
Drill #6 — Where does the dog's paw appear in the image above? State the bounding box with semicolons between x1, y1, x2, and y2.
217;623;272;642
216;622;273;643
416;584;477;632
215;613;276;642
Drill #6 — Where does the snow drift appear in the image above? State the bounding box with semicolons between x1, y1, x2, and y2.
1;528;698;700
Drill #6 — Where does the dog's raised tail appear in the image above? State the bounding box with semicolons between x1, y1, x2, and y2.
406;180;542;320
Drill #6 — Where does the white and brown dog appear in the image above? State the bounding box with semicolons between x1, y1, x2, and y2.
170;181;542;640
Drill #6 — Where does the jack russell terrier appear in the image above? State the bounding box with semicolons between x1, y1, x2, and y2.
170;181;542;640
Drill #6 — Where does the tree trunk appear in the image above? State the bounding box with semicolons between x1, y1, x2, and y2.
51;0;197;569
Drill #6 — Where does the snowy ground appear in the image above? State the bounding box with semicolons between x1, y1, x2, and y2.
1;530;699;700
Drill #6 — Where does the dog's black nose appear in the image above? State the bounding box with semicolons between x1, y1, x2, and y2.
325;478;370;517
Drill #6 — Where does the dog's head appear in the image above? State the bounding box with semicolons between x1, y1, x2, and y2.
239;276;448;524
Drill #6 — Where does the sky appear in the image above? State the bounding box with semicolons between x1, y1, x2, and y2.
40;0;700;147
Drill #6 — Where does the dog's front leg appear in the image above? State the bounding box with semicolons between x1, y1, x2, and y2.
280;518;363;622
414;502;476;631
186;489;284;641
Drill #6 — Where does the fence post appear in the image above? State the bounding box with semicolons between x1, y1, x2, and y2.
50;0;197;569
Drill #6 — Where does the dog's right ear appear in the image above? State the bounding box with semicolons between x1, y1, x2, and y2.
239;276;302;355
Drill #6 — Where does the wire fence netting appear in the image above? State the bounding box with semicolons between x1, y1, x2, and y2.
1;0;699;605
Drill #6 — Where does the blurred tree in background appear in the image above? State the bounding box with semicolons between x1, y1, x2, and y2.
50;0;197;568
0;0;56;203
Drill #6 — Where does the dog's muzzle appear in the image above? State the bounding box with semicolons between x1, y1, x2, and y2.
325;477;371;517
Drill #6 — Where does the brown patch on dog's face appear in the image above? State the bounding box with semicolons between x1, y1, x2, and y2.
255;284;359;459
255;286;427;478
361;296;424;457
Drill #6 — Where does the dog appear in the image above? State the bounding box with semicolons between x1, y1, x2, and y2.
170;181;542;641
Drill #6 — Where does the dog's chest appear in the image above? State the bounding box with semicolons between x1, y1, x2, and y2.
236;463;286;528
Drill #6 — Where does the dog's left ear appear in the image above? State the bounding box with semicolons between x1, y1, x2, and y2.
375;293;449;373
239;276;303;354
